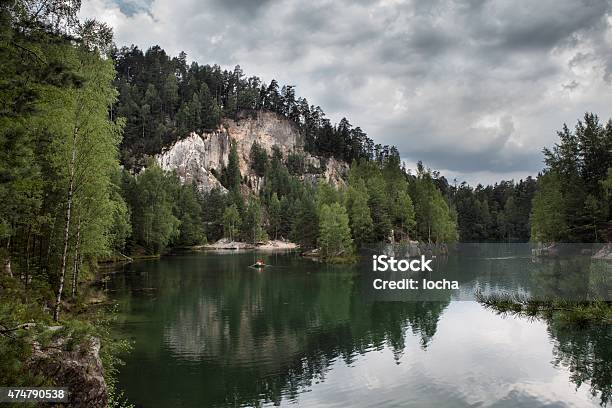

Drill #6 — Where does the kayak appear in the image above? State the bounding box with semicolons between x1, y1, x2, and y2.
251;260;266;268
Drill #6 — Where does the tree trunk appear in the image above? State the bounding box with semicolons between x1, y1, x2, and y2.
71;218;81;298
54;127;78;322
4;236;13;278
25;226;32;291
45;215;57;274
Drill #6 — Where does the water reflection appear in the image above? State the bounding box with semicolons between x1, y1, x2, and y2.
109;250;610;407
549;319;611;406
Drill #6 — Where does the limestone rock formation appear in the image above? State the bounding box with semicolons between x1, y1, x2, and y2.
156;130;229;193
156;110;348;193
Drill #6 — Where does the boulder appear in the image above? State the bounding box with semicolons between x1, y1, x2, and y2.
593;243;612;261
27;336;107;408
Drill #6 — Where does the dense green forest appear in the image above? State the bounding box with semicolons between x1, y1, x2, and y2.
450;114;611;243
0;0;129;404
108;43;609;248
0;1;610;405
113;45;383;169
531;114;612;242
2;0;611;332
1;0;610;404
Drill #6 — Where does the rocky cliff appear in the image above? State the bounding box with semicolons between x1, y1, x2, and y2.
156;110;349;193
27;335;107;407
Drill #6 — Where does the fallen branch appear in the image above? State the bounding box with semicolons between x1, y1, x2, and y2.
0;322;37;335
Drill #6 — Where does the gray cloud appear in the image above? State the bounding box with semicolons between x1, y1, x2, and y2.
81;0;612;185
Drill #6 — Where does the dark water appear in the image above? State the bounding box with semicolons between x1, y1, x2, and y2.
108;247;611;407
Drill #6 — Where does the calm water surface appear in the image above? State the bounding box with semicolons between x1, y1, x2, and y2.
108;246;611;407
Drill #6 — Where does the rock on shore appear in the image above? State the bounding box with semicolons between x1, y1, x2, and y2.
199;238;297;250
27;335;107;408
593;243;612;261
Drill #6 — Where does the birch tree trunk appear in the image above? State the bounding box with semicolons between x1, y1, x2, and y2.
3;236;12;278
53;126;78;322
71;218;81;298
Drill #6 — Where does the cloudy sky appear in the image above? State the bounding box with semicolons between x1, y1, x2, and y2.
81;0;612;185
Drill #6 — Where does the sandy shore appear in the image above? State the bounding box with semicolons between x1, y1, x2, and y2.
256;240;298;250
198;239;297;251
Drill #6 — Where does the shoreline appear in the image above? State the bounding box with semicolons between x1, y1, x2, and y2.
194;239;299;251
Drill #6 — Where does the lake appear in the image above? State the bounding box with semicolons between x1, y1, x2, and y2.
108;245;611;407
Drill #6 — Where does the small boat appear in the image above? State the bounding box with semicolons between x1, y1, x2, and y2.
251;259;266;269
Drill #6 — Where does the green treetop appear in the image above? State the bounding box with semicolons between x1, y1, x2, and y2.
318;203;353;260
223;204;241;242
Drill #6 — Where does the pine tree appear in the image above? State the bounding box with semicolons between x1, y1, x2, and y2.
223;204;240;242
393;190;416;239
224;141;241;192
249;141;268;177
268;193;281;240
367;175;392;241
290;197;318;249
318;203;353;260
241;199;267;243
346;179;373;246
530;171;568;242
175;183;205;246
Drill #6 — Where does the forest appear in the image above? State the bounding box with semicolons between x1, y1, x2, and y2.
2;0;612;328
113;45;382;169
1;0;611;403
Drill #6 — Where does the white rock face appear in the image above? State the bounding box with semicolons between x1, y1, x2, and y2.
156;110;348;193
156;130;230;193
228;110;303;175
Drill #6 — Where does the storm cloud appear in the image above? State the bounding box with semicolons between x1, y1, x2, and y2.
81;0;612;184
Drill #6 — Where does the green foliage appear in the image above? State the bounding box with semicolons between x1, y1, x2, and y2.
268;193;281;240
286;152;306;176
318;203;353;260
531;114;612;242
123;165;180;254
345;179;373;246
602;168;612;200
263;149;294;199
452;177;536;242
0;0;129;322
241;198;267;243
315;181;341;210
107;179;132;252
475;291;612;325
113;46;384;168
249;141;268;177
411;164;457;243
347;157;458;244
201;187;229;241
367;174;392;241
530;171;568;242
174;183;205;246
222;142;241;192
392;190;416;238
222;204;240;242
290;197;318;249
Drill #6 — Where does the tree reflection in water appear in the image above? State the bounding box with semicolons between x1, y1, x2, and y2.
480;255;611;407
110;249;610;407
